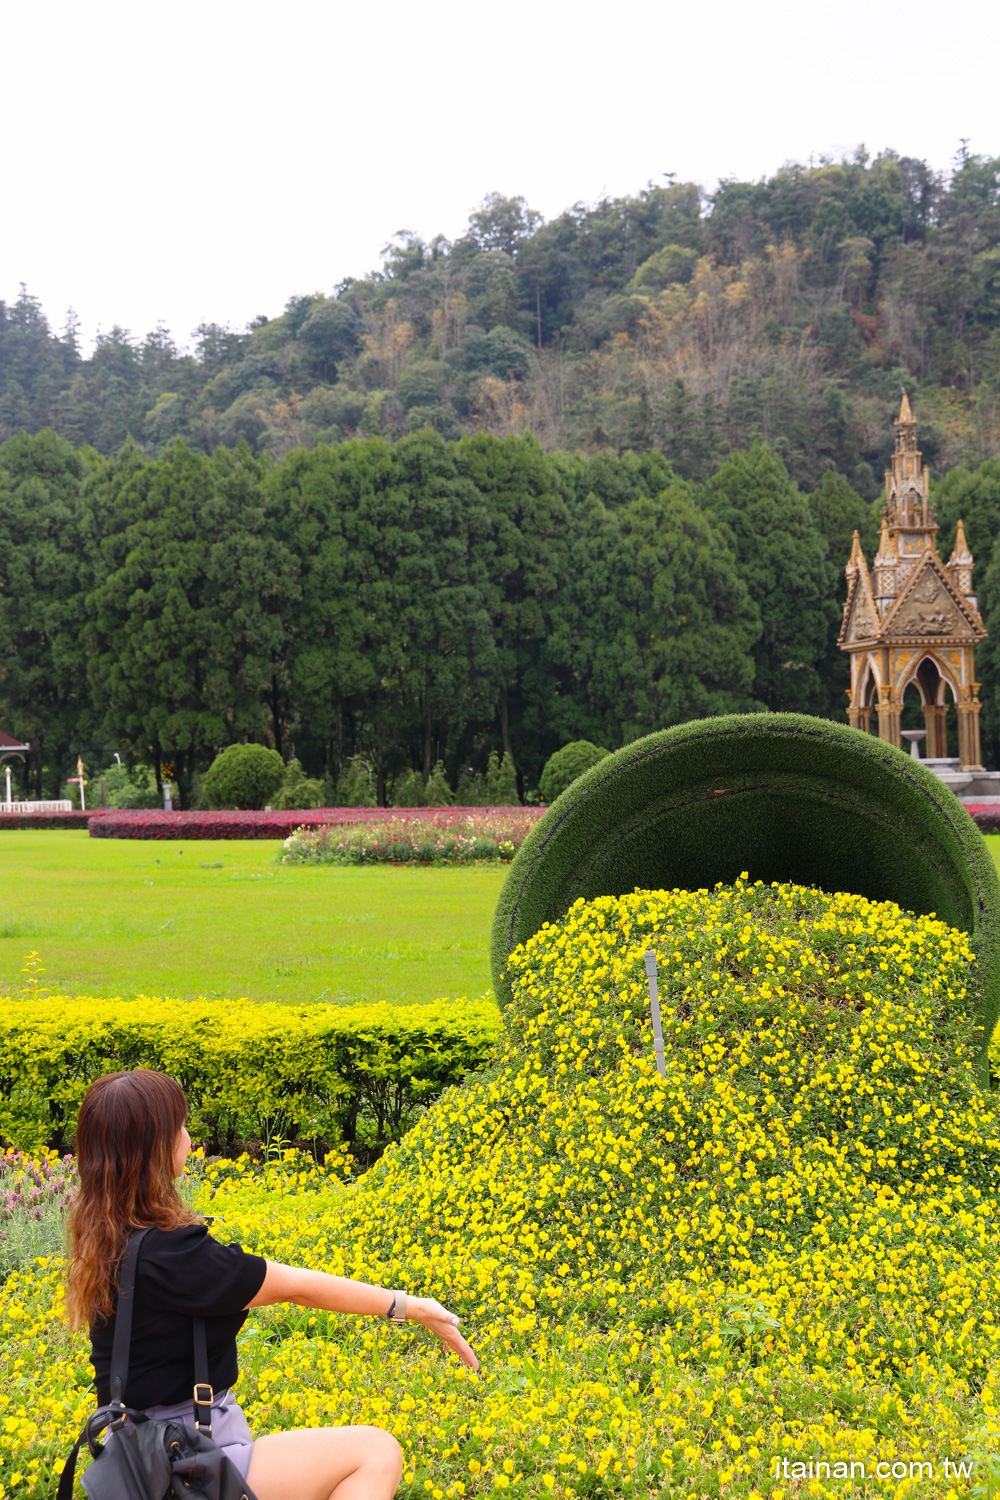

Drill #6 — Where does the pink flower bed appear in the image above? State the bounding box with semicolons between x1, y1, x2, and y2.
85;806;539;840
283;809;544;864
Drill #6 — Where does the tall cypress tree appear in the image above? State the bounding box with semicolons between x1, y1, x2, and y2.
702;443;837;713
0;429;89;795
86;441;297;806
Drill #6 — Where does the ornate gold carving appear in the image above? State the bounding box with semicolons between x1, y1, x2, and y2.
846;590;878;642
886;594;962;636
913;577;941;606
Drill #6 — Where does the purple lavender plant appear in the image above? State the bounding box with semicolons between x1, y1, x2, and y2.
0;1149;76;1273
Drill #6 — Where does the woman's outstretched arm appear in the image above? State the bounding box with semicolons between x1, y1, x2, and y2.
246;1261;479;1370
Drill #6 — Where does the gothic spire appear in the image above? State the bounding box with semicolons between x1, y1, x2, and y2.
948;519;973;567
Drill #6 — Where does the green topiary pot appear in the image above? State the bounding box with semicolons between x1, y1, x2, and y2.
491;713;1000;1068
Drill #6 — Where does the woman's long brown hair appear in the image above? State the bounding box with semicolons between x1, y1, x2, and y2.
66;1069;199;1329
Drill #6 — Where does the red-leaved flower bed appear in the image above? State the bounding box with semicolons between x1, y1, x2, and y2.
85;807;537;840
88;809;370;840
966;804;1000;835
0;810;97;829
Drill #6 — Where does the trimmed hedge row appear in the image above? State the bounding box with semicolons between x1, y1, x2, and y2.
0;810;97;829
0;996;502;1153
87;809;354;839
492;713;1000;1076
85;806;522;839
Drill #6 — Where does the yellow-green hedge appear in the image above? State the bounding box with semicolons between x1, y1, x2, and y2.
0;995;502;1155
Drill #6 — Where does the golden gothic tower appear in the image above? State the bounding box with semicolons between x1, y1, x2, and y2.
838;395;986;768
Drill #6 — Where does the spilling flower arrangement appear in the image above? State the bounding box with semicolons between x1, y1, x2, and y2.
282;810;543;865
6;878;1000;1495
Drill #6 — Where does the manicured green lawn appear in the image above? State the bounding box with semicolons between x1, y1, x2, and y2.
6;829;996;1009
0;832;506;1005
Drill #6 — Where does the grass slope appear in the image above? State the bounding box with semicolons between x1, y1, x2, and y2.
0;833;505;1005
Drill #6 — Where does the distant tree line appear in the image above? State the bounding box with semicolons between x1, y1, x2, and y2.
0;427;892;806
3;147;1000;493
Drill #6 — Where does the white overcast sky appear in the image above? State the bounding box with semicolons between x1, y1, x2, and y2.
3;0;998;352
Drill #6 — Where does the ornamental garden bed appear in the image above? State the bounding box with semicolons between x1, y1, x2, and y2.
87;808;371;839
36;807;535;840
0;806;537;838
282;810;543;864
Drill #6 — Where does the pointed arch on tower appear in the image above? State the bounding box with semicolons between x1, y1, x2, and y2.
898;649;962;707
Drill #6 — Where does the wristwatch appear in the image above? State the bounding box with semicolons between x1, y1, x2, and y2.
385;1291;408;1326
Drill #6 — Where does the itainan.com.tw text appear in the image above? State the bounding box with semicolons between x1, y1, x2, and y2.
773;1455;974;1483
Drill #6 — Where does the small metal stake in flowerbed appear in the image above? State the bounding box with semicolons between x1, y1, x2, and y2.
644;950;666;1077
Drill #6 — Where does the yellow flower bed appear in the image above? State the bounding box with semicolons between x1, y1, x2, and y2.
5;877;1000;1498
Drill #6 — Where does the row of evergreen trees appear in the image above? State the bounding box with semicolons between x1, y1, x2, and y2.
4;421;999;803
338;750;521;807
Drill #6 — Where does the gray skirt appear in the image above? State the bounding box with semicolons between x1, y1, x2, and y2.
141;1388;254;1480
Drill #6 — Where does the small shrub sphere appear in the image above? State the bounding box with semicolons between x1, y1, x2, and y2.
539;739;608;804
200;743;286;810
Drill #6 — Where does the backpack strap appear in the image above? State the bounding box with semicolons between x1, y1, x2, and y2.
192;1316;213;1437
108;1226;215;1436
57;1229;152;1500
55;1437;83;1500
109;1227;151;1407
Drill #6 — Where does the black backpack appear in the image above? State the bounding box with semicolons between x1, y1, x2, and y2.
58;1228;258;1500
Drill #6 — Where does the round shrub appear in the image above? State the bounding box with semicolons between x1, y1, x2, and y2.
200;743;286;810
491;712;1000;1072
539;740;609;804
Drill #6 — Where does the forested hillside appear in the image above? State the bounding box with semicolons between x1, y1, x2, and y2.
3;147;1000;492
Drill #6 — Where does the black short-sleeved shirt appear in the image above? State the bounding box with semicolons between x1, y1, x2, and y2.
89;1224;268;1409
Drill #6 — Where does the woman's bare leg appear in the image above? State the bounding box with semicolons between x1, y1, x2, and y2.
246;1424;403;1500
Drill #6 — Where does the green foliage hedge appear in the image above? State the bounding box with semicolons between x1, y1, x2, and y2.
491;712;1000;1072
0;996;502;1154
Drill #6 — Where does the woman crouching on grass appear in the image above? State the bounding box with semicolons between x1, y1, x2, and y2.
66;1068;478;1500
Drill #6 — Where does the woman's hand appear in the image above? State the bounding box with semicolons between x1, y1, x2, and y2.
249;1263;480;1371
407;1295;479;1370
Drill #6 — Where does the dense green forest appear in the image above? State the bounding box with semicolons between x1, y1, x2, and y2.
0;427;856;804
3;147;1000;493
3;419;1000;806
